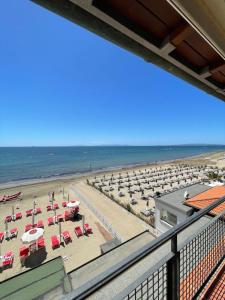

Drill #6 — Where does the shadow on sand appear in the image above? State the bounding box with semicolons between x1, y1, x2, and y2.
24;248;48;268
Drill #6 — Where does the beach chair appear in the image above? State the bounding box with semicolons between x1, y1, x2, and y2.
15;212;22;219
48;217;54;226
19;246;29;265
51;235;60;249
5;215;12;222
64;210;71;221
2;251;14;269
61;230;72;244
0;232;4;242
84;223;93;235
26;209;33;217
74;226;83;237
25;224;32;232
62;201;67;207
57;214;64;222
37;220;44;228
10;227;18;238
37;237;45;249
46;205;52;211
36;207;42;214
53;203;59;210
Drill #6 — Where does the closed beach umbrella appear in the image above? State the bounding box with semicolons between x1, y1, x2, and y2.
32;210;35;226
5;220;9;239
12;206;15;221
54;208;57;223
58;221;62;243
82;214;85;232
67;194;70;201
33;200;36;214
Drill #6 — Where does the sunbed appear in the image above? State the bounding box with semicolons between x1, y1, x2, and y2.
26;209;33;217
74;226;83;237
61;230;72;244
51;235;60;249
37;237;45;249
48;217;54;226
15;212;22;219
84;223;93;234
25;224;33;232
10;227;18;238
37;220;44;228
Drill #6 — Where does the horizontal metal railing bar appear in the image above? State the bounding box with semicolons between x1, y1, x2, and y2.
113;254;172;300
65;195;225;299
178;208;225;251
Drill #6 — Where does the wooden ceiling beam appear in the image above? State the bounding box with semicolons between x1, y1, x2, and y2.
209;61;225;74
170;22;193;46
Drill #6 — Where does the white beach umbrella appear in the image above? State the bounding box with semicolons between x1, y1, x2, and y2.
21;228;44;244
66;201;80;208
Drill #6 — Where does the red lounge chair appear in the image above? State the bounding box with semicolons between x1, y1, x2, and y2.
19;246;29;258
53;203;59;210
46;205;51;211
61;230;72;244
36;207;42;214
15;212;22;219
37;220;44;228
51;235;60;249
26;209;33;217
84;223;93;234
37;237;45;249
25;224;32;232
2;251;14;269
64;210;71;221
19;246;29;262
48;217;54;226
10;227;18;238
74;226;83;237
57;214;64;222
62;201;67;207
5;215;12;222
0;232;4;242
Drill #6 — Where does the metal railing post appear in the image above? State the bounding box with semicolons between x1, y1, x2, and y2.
167;235;180;300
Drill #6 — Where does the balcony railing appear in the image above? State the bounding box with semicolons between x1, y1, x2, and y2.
66;195;225;300
1;195;224;300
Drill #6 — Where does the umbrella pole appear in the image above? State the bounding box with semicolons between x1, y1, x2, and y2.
12;205;15;221
59;221;62;244
5;220;8;239
32;212;35;227
54;208;56;224
82;214;85;234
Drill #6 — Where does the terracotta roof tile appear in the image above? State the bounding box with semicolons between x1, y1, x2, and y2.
185;185;225;215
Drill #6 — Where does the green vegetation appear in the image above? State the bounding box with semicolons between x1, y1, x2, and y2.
207;172;222;181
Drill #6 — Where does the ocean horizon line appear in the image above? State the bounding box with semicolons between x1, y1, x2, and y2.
1;144;225;148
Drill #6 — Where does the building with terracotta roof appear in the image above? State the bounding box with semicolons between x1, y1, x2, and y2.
185;185;225;216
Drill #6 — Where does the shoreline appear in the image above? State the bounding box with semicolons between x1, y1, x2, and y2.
0;150;224;191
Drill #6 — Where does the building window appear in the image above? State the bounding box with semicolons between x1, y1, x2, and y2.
160;209;177;226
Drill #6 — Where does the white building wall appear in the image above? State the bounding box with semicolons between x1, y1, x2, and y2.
155;201;189;234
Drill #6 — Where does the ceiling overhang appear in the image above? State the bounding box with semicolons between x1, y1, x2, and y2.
31;0;225;102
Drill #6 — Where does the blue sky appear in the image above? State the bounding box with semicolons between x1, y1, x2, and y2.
0;1;225;146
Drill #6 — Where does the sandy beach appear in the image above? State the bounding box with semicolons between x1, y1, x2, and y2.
0;150;225;282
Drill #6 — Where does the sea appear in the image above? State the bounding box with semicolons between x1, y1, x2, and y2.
1;145;225;185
